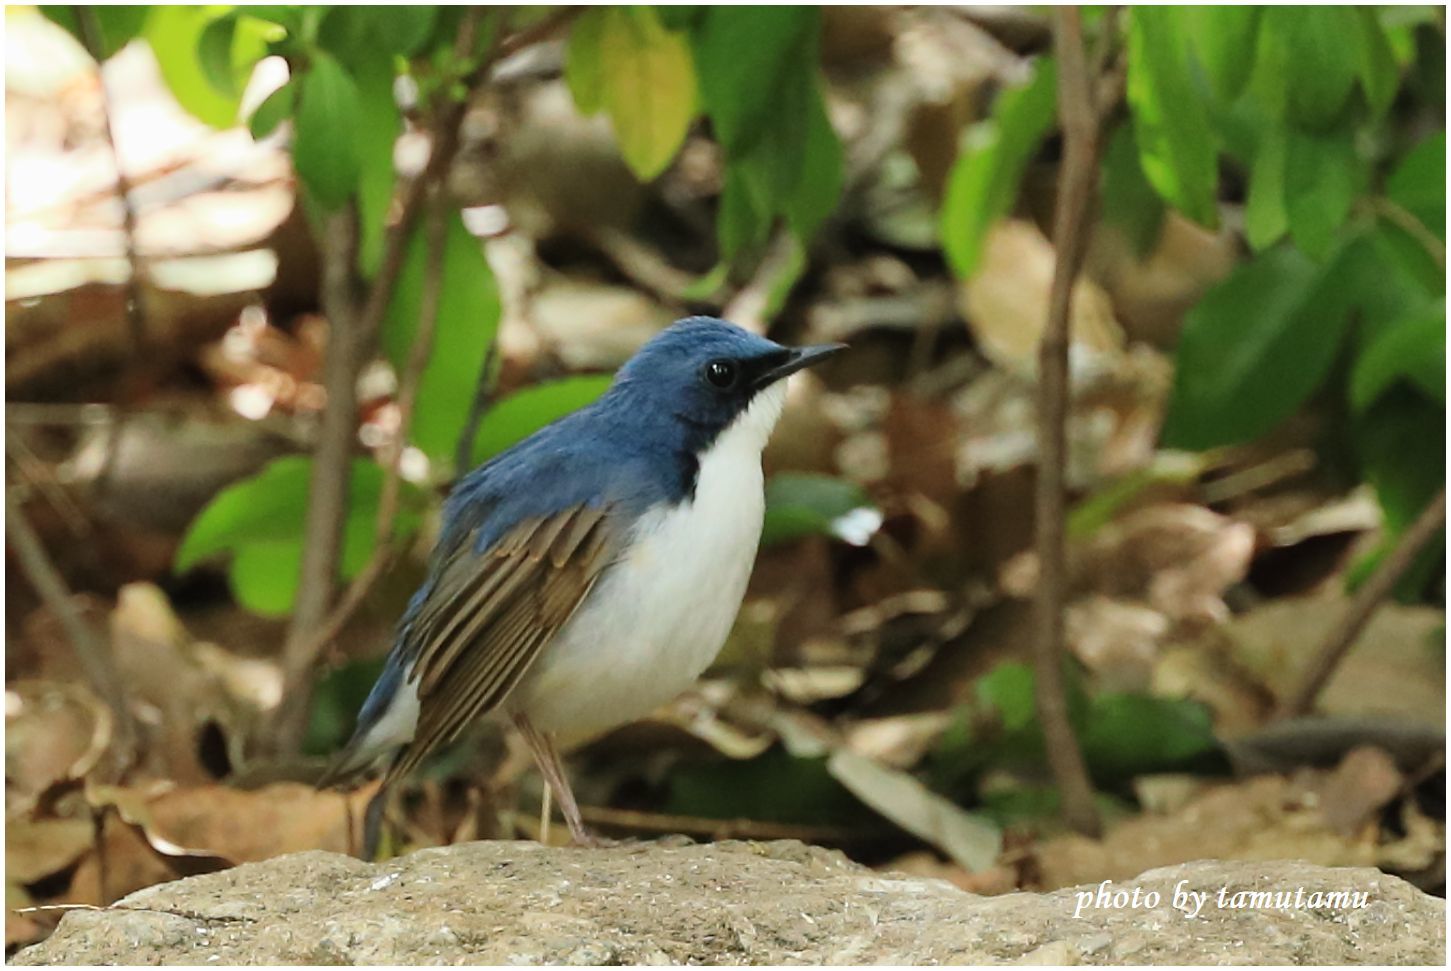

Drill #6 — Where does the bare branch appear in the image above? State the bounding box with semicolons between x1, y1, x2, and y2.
75;5;147;358
1033;6;1104;838
6;494;137;759
272;206;363;752
1280;489;1447;718
291;192;455;681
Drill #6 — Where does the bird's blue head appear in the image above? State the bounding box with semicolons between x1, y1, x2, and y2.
605;316;843;457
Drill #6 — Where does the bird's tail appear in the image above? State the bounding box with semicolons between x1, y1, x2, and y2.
315;737;380;790
316;654;416;790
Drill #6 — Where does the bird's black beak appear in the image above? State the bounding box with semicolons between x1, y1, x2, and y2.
753;343;846;389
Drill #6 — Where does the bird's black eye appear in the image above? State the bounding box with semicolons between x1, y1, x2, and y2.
702;359;738;390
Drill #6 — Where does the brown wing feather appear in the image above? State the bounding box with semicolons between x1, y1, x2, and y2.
384;505;615;783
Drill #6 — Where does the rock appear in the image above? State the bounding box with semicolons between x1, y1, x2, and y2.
15;841;1444;965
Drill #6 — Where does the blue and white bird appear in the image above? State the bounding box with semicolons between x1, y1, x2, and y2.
321;316;842;846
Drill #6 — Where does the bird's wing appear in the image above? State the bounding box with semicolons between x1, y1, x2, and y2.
384;503;617;783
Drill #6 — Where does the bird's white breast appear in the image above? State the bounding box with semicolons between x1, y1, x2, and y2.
512;382;788;739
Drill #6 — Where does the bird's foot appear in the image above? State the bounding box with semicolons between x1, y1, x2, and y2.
568;827;630;849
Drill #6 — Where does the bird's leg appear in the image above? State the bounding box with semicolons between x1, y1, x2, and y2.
539;779;553;845
512;713;595;846
361;782;390;862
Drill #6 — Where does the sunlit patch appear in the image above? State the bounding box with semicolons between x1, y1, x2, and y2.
830;506;884;547
228;383;274;420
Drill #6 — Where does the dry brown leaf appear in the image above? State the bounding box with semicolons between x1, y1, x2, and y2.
5;681;114;814
843;712;953;769
827;748;1002;872
1075;503;1255;625
1317;746;1404;836
1222;592;1444;725
1066;595;1169;691
960;220;1124;373
4;818;96;885
1032;774;1421;891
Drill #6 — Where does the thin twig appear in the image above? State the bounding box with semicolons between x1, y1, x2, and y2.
292;192;454;679
75;5;147;358
6;495;137;757
375;191;450;543
1033;6;1104;838
1280;488;1447;718
1368;196;1446;271
456;341;499;473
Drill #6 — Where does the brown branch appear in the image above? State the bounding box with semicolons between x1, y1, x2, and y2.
75;5;147;359
291;192;455;681
6;495;137;759
1280;489;1447;718
1033;6;1104;838
271;207;363;753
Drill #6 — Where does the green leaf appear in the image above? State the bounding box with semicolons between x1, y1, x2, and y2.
593;7;696;180
667;749;871;827
176;456;314;571
941;58;1057;277
1244;129;1288;251
43;6;149;61
350;53;403;276
1271;7;1361;130
1284;129;1358;259
176;456;424;617
197;14;239;95
1162;245;1359;450
470;376;614;465
1127;8;1220;227
783;74;842;239
145;7;247;127
565;9;607;115
1080;694;1218;782
230;540;303;617
248;79;295;140
717;163;770;260
1354;8;1401;118
383;214;501;464
293;52;363;210
762;473;879;547
657;7;705;33
977;662;1037;733
1100;123;1165;256
363;6;437;57
1387;132;1446;242
1355;388;1446;535
1351;303;1446;412
692;7;816;155
1184;6;1261;103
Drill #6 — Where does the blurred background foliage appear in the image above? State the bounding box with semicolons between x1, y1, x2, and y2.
5;4;1445;949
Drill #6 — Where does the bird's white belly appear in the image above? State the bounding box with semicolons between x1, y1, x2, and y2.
510;400;778;739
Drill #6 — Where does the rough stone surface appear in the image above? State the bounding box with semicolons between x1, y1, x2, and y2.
15;840;1444;965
